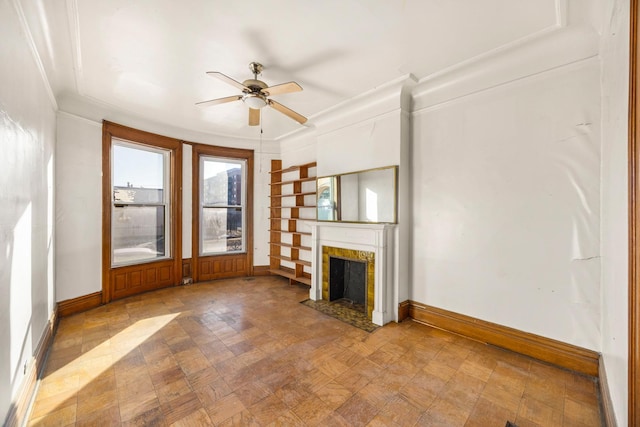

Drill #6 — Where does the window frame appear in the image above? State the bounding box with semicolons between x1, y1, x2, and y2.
191;143;253;282
102;121;182;303
110;138;172;267
199;155;247;256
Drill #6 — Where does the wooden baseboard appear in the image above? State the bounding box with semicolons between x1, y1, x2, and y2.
408;301;599;377
4;307;58;427
252;265;272;276
57;291;102;317
599;357;618;426
398;300;410;322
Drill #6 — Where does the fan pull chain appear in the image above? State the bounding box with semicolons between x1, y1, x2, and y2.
259;110;264;173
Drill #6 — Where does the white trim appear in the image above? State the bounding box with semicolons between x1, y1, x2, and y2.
555;0;568;27
65;0;84;95
411;25;599;112
10;0;58;110
56;110;102;127
310;222;397;326
411;55;599;117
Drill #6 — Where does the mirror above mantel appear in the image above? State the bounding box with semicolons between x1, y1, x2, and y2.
317;165;398;224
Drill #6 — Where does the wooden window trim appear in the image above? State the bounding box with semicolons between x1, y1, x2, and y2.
631;0;640;423
102;121;182;303
191;142;254;282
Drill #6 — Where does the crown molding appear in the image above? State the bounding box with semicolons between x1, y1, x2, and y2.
10;0;58;110
279;74;417;143
412;25;598;112
65;0;84;95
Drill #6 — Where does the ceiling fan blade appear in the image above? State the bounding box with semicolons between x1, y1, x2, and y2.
196;95;242;107
206;72;248;91
268;99;307;124
248;108;260;126
261;81;303;96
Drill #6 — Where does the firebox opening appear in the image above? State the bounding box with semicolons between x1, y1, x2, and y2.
329;256;366;314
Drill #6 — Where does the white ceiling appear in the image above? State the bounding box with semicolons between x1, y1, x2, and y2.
19;0;597;140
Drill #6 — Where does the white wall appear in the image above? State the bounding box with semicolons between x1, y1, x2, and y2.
316;111;401;177
600;0;629;424
56;113;102;300
0;0;57;421
411;58;601;350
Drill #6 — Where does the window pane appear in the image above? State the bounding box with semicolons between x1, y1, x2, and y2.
112;206;166;264
201;207;243;254
202;159;242;206
113;143;165;204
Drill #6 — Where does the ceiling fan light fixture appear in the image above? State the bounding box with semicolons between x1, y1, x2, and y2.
199;63;307;125
243;93;267;109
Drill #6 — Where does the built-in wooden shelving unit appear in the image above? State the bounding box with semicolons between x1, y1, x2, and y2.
269;160;316;285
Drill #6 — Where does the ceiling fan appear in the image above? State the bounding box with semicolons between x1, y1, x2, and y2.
197;62;307;126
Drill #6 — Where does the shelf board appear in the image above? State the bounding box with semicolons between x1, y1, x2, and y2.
270;176;317;185
269;268;311;285
271;205;317;209
270;254;311;267
270;162;317;174
270;230;312;236
270;191;316;198
269;242;312;251
269;217;315;220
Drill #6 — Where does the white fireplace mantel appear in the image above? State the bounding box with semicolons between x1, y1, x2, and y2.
309;222;397;326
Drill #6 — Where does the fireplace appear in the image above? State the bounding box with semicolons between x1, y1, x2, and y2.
322;247;375;320
329;257;366;308
310;222;396;326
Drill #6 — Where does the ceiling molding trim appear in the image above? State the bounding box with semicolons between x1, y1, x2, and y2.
65;0;84;95
416;25;563;89
281;75;413;140
277;74;418;143
276;123;317;143
57;92;267;144
412;55;599;118
10;0;58;110
412;26;599;112
57;109;102;127
279;129;319;157
316;108;402;142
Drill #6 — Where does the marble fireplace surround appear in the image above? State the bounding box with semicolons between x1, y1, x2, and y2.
309;222;397;326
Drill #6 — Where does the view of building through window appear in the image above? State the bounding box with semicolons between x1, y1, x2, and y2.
200;157;245;255
111;140;170;266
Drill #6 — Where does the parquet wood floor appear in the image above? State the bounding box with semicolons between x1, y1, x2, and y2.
28;276;602;426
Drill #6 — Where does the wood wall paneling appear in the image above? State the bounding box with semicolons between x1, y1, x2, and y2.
182;259;192;279
111;260;175;300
